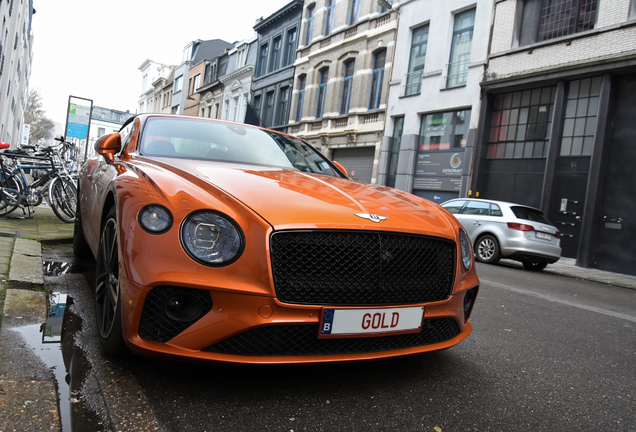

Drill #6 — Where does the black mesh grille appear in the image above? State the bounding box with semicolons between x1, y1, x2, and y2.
203;318;460;356
271;231;456;305
138;286;213;343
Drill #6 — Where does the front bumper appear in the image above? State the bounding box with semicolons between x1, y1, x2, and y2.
119;278;478;364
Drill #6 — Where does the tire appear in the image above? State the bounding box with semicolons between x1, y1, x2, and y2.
475;234;501;264
0;173;23;216
72;187;92;260
94;207;128;356
523;261;548;271
49;176;77;223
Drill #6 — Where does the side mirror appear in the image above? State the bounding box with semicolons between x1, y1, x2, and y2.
95;133;122;163
333;161;349;177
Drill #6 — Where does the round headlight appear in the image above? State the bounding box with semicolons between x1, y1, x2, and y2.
459;228;473;270
180;211;244;266
138;204;173;234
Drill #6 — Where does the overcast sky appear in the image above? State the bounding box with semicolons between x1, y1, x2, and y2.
30;0;292;125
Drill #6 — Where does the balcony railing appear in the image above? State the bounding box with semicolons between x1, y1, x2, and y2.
446;59;469;88
404;70;423;96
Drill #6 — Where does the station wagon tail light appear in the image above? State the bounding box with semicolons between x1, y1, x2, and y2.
180;211;244;266
507;222;534;232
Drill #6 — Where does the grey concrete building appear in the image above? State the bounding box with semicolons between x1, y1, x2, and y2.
474;0;636;275
288;0;397;183
250;0;304;132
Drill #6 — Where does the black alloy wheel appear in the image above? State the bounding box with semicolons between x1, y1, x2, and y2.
94;207;127;356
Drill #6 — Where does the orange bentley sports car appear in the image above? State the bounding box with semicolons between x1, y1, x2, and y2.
74;114;480;365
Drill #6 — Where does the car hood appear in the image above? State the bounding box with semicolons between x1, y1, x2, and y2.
147;159;456;237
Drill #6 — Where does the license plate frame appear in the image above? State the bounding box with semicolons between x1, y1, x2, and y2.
535;231;552;240
319;306;424;338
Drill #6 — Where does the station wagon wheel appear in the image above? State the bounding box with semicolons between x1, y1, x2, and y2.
523;261;547;271
475;234;501;264
94;207;127;356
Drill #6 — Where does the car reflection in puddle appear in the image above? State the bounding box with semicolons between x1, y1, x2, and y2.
42;260;85;277
14;293;106;432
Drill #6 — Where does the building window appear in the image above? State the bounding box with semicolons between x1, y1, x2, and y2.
223;100;230;120
257;43;269;76
520;0;598;45
283;28;297;66
487;86;556;159
174;75;183;93
631;0;636;19
316;68;329;118
269;36;282;73
236;45;248;67
190;74;200;94
276;86;290;126
232;96;240;122
447;9;475;88
386;116;404;188
349;0;360;25
560;77;601;156
340;60;355;114
419;110;472;151
305;5;315;46
263;91;275;127
295;75;306;122
97;127;106;137
324;0;335;36
369;50;386;110
405;25;428;96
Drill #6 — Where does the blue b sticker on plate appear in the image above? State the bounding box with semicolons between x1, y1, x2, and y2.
321;309;335;334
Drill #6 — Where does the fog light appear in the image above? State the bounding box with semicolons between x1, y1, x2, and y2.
463;287;478;323
165;293;204;322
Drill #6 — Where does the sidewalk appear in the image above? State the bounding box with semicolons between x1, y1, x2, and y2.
0;206;73;432
0;207;635;432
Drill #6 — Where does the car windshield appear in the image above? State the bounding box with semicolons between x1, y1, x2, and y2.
510;206;553;224
138;117;342;177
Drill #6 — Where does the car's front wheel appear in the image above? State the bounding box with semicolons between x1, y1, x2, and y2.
475;234;501;264
523;261;548;271
94;207;127;356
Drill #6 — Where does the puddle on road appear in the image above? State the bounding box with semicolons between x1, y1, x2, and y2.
14;293;106;432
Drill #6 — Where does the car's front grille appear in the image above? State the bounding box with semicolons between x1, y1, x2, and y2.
203;318;460;356
270;230;456;305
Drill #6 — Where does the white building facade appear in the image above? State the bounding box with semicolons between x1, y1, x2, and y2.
138;60;171;114
218;38;257;123
377;0;493;202
0;0;34;146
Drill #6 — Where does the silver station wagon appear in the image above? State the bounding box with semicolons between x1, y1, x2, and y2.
441;198;561;271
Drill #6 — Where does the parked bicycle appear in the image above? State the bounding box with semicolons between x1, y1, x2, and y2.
0;141;77;223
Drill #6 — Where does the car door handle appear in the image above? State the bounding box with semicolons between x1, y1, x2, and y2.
473;221;481;226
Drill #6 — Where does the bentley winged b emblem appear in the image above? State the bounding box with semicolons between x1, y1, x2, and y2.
355;213;388;223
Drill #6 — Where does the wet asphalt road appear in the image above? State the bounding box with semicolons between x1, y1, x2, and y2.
45;243;636;432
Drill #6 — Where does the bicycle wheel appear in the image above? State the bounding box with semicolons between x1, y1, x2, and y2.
0;173;23;216
48;176;77;223
0;187;22;216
